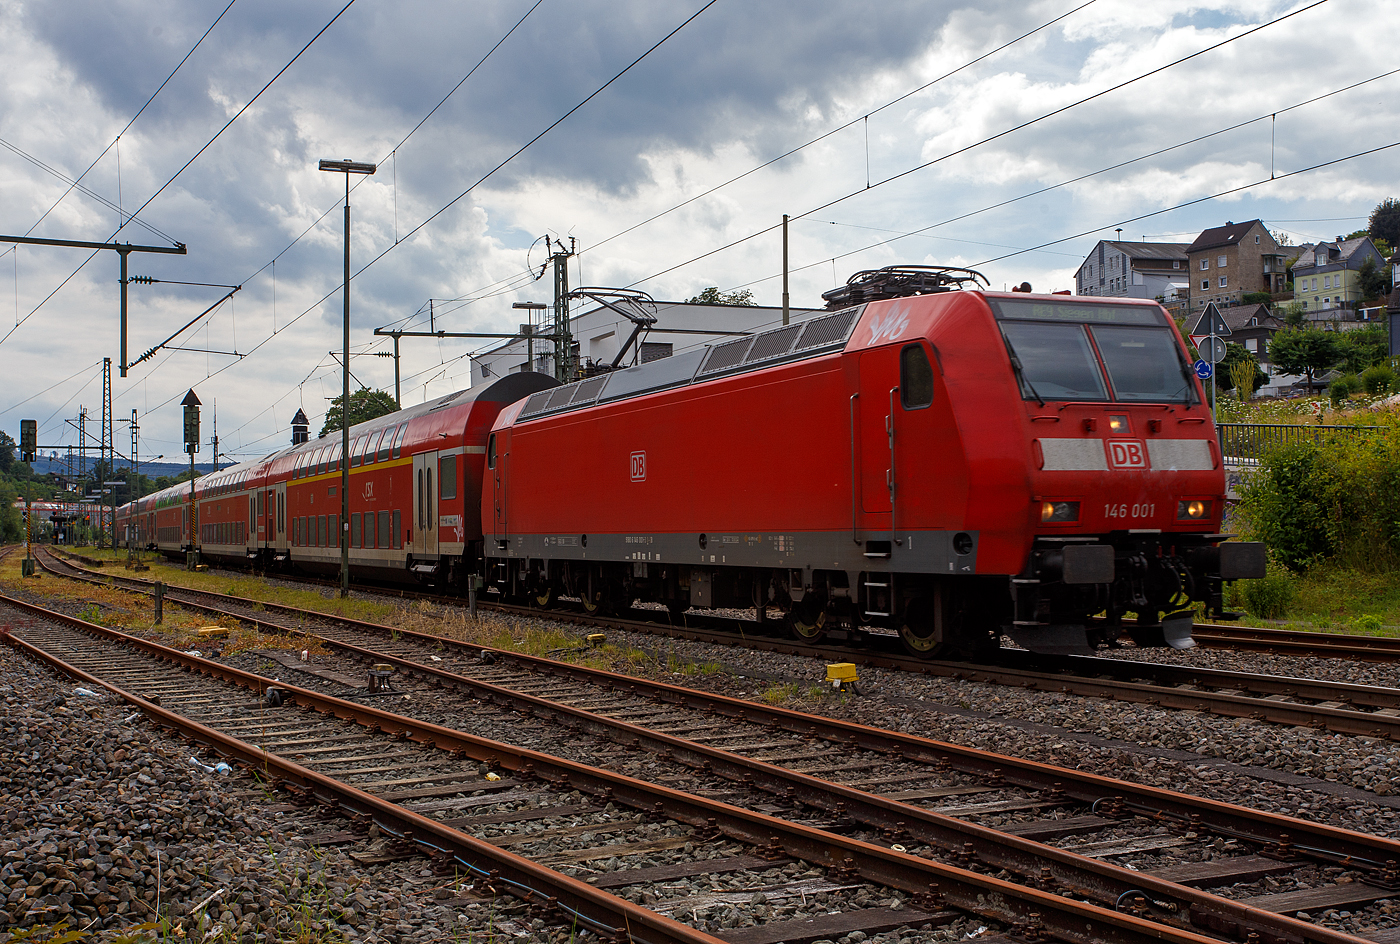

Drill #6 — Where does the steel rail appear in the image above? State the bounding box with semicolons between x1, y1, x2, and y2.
0;589;1277;944
1006;650;1400;711
0;608;721;944
38;551;1400;890
250;621;1395;944
1192;624;1400;662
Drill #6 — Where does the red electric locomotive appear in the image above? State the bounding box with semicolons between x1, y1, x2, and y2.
480;268;1263;656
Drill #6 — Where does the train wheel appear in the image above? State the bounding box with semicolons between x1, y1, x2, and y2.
533;583;557;609
899;594;949;659
787;596;827;643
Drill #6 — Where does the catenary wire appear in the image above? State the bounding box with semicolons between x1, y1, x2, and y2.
142;0;721;431
0;0;236;255
0;0;353;351
718;67;1400;292
622;0;1329;290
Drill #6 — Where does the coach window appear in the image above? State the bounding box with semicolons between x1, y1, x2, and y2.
377;428;394;463
900;345;934;409
439;455;457;500
350;437;362;467
486;434;496;470
391;424;408;458
365;430;382;464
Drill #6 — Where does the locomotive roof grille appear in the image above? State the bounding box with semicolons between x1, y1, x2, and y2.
697;336;755;376
516;305;863;423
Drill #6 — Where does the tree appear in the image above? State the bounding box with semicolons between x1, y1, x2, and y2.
320;387;399;437
1270;229;1293;247
1269;327;1342;391
686;287;756;306
0;431;13;472
1217;343;1267;395
1279;301;1306;328
1369;197;1400;249
1358;257;1391;301
1337;323;1389;374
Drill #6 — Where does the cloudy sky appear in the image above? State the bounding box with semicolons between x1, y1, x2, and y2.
1;0;1395;466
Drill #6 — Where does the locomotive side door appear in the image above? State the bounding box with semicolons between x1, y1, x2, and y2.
412;450;439;557
857;348;898;520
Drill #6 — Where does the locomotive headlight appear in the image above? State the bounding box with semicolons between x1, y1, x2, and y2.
1177;499;1211;520
1108;415;1129;434
1041;500;1080;523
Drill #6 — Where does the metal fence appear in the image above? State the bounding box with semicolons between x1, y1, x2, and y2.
1217;422;1385;463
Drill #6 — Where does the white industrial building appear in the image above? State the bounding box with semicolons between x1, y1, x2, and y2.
469;298;825;384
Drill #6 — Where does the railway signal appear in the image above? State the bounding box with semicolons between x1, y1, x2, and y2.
182;389;200;570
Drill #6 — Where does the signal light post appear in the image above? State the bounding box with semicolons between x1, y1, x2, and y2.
20;420;36;577
183;389;201;570
318;158;377;599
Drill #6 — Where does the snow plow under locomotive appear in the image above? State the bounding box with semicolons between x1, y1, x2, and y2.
119;267;1264;657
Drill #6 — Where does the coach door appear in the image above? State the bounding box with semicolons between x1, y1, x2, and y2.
413;450;439;557
274;483;288;554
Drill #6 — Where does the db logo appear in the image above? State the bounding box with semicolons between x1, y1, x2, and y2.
630;451;646;482
1106;440;1148;469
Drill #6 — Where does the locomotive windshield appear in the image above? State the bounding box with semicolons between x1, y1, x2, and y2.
990;298;1197;404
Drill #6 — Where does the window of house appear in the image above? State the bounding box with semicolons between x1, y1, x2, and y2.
1255;234;1260;244
1219;277;1227;288
1201;279;1210;291
1312;278;1318;291
1173;260;1180;269
1218;255;1227;267
1324;275;1330;289
1200;259;1209;270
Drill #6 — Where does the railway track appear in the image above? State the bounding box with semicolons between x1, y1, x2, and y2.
22;546;1400;943
38;548;1400;738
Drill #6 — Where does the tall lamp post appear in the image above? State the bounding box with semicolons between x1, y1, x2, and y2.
318;158;377;599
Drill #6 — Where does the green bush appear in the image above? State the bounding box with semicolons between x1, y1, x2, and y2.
1329;373;1359;406
1361;363;1397;394
1239;556;1296;619
1237;416;1400;571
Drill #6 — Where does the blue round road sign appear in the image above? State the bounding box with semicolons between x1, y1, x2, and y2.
1193;359;1213;380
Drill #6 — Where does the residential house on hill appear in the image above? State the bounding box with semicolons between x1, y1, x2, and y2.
1291;235;1387;319
1185;220;1288;311
1074;240;1190;301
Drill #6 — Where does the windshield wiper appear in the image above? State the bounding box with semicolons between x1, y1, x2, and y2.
1001;334;1045;407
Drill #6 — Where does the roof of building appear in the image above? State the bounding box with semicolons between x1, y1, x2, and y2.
1101;240;1191;262
1293;237;1373;270
1187;220;1268;253
1184;303;1280;336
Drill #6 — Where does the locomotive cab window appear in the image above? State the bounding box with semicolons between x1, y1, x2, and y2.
486;434;496;470
990;298;1195;404
899;344;934;409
